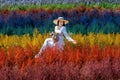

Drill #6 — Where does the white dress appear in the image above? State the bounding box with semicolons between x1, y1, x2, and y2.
35;26;74;58
54;26;74;49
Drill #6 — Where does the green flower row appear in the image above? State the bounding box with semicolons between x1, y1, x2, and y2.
0;2;120;11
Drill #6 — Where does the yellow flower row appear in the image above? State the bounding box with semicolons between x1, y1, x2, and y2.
73;33;120;47
0;32;120;49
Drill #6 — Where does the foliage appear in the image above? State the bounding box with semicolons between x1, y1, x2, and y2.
0;45;120;80
0;3;120;11
0;2;120;79
0;33;120;49
0;7;120;34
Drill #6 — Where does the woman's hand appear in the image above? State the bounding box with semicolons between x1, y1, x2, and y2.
72;40;77;44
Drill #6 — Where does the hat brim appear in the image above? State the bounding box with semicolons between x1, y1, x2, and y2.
53;19;69;25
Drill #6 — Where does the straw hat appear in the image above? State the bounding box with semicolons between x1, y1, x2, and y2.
53;17;69;24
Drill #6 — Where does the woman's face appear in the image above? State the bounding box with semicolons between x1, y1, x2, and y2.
58;20;64;27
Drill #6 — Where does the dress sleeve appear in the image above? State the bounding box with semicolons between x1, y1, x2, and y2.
62;27;74;42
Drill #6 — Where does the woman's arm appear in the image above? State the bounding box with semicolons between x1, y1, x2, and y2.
55;26;61;33
62;27;74;42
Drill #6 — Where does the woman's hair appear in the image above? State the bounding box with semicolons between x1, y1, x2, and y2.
57;20;65;26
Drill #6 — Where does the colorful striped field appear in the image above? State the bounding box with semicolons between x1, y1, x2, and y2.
0;3;120;80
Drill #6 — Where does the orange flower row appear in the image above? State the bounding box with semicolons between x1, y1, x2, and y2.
0;44;120;70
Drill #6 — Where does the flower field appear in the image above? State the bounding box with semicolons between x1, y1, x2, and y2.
0;32;120;48
0;32;120;79
0;2;120;80
0;3;120;34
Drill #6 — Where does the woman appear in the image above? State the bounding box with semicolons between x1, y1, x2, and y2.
35;17;77;58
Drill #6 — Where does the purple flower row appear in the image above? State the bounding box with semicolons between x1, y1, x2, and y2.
0;59;120;80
